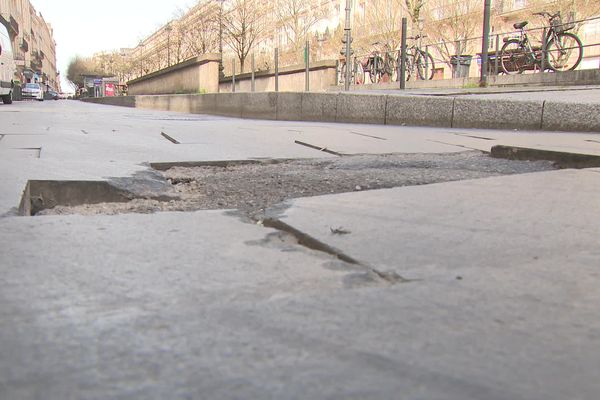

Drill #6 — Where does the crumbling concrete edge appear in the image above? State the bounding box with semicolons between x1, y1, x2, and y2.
261;217;409;284
490;145;600;169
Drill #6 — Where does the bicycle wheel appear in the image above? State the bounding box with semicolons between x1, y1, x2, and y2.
500;39;528;74
369;56;383;83
416;51;435;80
385;57;397;81
404;56;413;81
546;32;583;72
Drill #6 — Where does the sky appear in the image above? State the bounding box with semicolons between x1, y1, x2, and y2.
29;0;194;91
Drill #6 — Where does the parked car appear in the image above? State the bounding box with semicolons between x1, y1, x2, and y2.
0;23;17;104
22;83;44;101
45;89;59;100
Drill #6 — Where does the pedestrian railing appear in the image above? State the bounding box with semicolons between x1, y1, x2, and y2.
336;13;600;88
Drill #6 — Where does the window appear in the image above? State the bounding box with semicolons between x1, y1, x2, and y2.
513;0;526;10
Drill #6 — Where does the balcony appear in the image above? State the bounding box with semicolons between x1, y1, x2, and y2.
0;15;18;37
20;39;29;52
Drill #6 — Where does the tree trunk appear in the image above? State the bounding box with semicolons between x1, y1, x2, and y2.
240;56;246;74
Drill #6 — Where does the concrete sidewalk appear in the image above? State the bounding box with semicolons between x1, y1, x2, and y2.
1;100;599;399
2;101;599;216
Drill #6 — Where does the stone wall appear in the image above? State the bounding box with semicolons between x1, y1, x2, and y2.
219;61;337;93
127;54;220;95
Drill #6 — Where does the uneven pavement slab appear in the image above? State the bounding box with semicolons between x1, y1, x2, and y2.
0;211;357;399
271;169;600;276
0;170;598;399
2;100;600;399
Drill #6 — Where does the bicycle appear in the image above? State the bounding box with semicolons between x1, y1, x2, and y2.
339;56;364;85
364;47;384;83
356;43;397;84
369;43;398;83
404;35;435;81
500;11;583;74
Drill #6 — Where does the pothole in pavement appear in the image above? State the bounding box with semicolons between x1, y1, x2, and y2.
21;151;555;218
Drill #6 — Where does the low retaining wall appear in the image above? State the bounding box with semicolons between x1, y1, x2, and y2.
127;54;220;95
82;92;600;133
338;68;600;91
219;61;337;93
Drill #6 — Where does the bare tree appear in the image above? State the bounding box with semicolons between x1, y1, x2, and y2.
404;0;427;26
364;0;406;50
67;56;100;87
528;0;600;22
423;0;483;62
275;0;326;54
183;0;221;56
222;0;270;72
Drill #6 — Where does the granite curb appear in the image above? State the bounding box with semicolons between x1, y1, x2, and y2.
82;92;600;133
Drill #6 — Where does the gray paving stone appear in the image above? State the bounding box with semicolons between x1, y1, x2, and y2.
386;95;453;127
241;92;277;120
300;92;338;122
542;101;600;132
276;92;302;121
336;92;387;124
453;98;543;130
214;92;244;118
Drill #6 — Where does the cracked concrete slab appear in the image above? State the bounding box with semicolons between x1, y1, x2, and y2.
259;169;600;399
2;100;600;399
272;169;600;276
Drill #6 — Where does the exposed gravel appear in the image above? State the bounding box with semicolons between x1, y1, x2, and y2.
38;151;555;218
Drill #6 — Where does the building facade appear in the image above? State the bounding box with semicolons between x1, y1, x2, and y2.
109;0;599;82
0;0;60;90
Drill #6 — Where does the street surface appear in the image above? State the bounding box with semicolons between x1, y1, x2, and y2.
1;100;599;399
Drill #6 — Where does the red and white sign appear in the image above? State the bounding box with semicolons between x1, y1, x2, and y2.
104;83;115;97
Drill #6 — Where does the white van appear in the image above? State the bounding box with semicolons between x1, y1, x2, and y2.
0;23;17;104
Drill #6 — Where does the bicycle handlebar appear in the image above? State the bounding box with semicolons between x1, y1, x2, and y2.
533;11;560;19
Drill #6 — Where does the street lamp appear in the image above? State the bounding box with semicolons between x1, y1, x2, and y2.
139;41;145;77
219;0;226;77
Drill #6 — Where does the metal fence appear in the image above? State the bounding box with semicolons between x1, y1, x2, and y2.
337;13;600;88
223;13;600;93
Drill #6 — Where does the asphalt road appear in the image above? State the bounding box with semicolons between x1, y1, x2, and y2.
1;100;599;400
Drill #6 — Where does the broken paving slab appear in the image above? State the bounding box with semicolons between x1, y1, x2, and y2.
2;200;599;399
0;211;358;398
269;169;600;277
491;145;600;168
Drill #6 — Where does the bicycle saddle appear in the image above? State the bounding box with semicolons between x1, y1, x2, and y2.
514;21;528;29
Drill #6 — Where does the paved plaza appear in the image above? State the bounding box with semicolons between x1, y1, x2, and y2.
1;100;599;399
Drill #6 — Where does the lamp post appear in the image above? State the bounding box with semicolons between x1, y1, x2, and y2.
139;41;145;77
343;0;352;91
219;0;225;78
480;0;492;86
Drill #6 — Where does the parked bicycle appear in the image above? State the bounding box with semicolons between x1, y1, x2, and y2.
339;56;364;85
357;43;396;83
404;35;435;81
500;11;583;74
369;43;398;83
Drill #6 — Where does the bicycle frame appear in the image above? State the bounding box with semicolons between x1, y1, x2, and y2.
509;13;574;71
